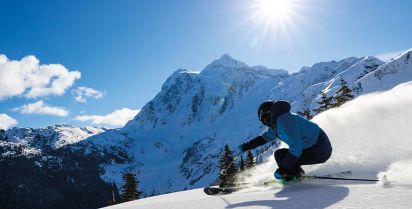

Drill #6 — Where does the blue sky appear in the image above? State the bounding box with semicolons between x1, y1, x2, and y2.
0;0;411;129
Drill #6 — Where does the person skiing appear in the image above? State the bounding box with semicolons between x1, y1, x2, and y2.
238;100;332;182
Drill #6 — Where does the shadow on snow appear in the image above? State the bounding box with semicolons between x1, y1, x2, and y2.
225;184;349;209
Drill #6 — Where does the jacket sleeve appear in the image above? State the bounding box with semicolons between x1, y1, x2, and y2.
261;127;275;141
241;136;267;152
261;127;281;147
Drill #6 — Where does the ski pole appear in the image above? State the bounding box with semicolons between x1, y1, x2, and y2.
220;151;242;175
306;175;379;182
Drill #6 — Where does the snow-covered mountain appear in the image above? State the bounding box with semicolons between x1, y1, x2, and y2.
104;72;412;209
105;49;412;196
0;125;130;209
2;124;105;151
353;50;412;94
1;49;412;209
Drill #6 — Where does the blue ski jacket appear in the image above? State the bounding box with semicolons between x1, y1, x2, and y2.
261;112;320;158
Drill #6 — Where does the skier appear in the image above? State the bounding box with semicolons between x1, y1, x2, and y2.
238;100;332;182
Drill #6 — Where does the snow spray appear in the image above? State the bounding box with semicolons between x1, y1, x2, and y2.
313;81;412;183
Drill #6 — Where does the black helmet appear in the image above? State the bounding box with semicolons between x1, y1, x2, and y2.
257;100;291;126
257;100;274;126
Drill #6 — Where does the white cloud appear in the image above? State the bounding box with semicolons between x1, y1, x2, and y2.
74;108;139;127
12;100;69;117
0;114;18;130
72;86;105;103
0;54;81;100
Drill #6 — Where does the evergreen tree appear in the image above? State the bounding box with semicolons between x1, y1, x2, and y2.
297;108;313;120
333;78;354;107
121;172;142;202
314;91;335;114
239;154;245;172
218;144;238;188
246;150;255;169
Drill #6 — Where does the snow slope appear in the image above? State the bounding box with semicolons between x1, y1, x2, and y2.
104;80;412;209
104;183;412;209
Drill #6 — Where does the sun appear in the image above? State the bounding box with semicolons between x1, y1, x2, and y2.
256;0;294;23
239;0;306;48
226;0;310;49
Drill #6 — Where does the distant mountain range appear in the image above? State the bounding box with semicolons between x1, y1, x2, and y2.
1;48;411;209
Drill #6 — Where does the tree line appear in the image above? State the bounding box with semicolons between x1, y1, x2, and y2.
298;78;355;119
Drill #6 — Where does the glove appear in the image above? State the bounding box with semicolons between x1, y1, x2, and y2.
239;136;267;152
237;144;245;153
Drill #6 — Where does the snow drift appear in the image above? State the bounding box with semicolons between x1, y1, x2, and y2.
314;81;412;184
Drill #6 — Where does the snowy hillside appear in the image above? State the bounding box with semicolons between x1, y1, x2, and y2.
104;183;412;209
353;50;412;94
104;80;412;209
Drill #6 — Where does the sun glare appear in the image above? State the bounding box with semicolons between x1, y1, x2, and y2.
258;0;293;22
237;0;308;49
226;0;310;49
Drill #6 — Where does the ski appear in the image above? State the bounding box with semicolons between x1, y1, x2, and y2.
203;170;378;196
277;170;377;183
263;170;353;186
203;186;226;195
203;179;284;195
203;184;247;195
263;175;308;186
323;170;352;177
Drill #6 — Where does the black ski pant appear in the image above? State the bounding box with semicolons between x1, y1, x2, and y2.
274;129;332;174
